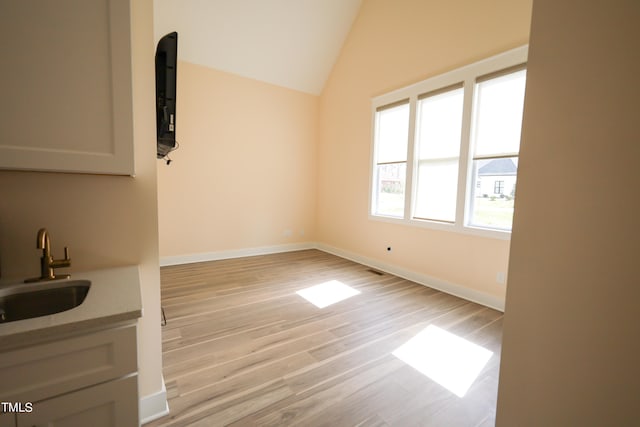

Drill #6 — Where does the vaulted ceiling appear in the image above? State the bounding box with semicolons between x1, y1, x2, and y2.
154;0;362;95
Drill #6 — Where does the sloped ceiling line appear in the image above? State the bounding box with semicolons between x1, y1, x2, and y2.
154;0;363;95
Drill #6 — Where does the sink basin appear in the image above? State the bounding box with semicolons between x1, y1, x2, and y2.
0;279;91;324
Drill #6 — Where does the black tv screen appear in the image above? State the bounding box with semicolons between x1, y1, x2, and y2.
155;32;178;158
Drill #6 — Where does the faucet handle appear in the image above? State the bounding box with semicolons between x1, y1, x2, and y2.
64;246;70;261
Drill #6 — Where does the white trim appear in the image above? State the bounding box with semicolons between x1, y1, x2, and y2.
405;95;418;218
367;213;511;241
159;242;316;267
315;243;505;312
140;377;169;425
371;46;528;106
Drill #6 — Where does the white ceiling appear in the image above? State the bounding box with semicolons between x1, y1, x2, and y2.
154;0;362;95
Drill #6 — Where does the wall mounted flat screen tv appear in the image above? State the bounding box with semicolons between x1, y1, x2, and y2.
155;32;178;159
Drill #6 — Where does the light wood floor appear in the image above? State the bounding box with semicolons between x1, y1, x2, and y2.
147;250;503;427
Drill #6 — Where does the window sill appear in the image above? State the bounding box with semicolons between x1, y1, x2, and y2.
368;214;511;241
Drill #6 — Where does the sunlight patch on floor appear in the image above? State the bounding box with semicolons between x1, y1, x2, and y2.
296;280;361;308
392;324;493;397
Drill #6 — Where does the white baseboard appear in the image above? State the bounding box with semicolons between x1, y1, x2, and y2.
159;241;504;311
315;243;505;312
159;242;316;267
140;377;169;425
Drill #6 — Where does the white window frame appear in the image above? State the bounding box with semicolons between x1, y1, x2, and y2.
369;45;528;240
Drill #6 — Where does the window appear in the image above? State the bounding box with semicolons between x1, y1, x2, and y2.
413;85;464;223
468;67;526;230
372;101;410;218
370;46;528;237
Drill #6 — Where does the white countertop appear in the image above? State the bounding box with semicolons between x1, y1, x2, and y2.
0;265;142;350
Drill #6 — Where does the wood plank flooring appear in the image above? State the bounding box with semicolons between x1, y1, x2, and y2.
146;250;503;427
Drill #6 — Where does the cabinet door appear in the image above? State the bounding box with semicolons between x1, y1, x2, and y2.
17;375;138;427
0;0;135;175
0;325;137;403
0;413;15;427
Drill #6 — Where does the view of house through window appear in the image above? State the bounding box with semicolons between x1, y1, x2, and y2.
370;46;528;236
468;67;526;230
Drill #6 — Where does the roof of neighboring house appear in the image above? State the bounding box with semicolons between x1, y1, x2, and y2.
478;158;517;176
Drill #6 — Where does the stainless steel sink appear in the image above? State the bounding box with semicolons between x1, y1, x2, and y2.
0;279;90;323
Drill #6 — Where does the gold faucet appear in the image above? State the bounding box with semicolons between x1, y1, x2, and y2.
25;228;71;282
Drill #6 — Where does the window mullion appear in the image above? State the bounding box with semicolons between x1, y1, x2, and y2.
457;78;475;228
404;95;418;221
369;105;379;216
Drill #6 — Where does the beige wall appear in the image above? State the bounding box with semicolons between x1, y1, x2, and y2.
496;0;640;424
0;0;163;405
317;0;532;301
157;62;318;258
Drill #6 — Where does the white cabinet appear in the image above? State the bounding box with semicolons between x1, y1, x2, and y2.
17;376;138;427
0;324;138;427
0;0;135;175
0;413;14;427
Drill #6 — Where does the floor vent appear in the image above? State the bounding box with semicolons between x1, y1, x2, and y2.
367;269;384;276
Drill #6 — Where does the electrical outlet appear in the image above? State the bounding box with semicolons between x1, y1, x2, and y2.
283;229;293;237
496;272;506;285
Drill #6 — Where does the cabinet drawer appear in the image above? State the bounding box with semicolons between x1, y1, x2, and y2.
17;375;138;427
0;412;15;427
0;325;137;402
